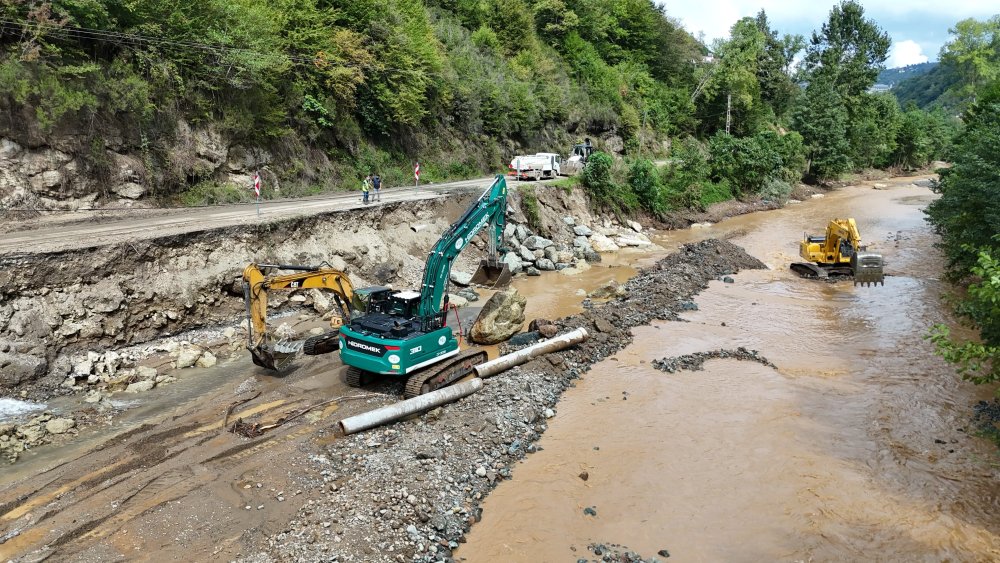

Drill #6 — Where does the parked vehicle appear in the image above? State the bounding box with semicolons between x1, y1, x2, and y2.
508;152;561;180
562;138;594;176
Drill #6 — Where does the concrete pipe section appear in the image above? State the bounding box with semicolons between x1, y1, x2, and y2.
473;327;589;378
339;378;484;435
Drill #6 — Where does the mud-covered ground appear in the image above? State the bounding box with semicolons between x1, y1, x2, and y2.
241;239;764;562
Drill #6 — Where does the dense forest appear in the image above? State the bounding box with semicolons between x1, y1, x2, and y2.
0;0;963;210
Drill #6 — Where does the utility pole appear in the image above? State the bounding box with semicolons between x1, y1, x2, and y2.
725;92;732;134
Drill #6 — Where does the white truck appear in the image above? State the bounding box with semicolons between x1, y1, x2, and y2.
508;139;594;180
508;152;562;180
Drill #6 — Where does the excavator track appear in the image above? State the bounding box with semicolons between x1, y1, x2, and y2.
404;349;488;399
345;367;376;388
303;329;341;356
790;262;853;279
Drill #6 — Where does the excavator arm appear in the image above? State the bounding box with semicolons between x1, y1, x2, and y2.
416;175;509;319
242;263;356;369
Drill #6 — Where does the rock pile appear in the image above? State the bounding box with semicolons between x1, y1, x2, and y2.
650;348;776;373
0;412;76;463
583;542;670;562
499;215;654;276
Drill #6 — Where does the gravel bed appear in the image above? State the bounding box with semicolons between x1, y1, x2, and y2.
650;347;776;373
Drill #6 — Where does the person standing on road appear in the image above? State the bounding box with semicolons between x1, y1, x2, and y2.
361;174;371;204
372;173;382;202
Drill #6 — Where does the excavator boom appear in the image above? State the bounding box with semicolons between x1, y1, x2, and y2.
242;263;356;369
338;175;511;396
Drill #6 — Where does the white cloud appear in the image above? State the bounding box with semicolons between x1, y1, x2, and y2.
886;40;929;68
661;0;997;59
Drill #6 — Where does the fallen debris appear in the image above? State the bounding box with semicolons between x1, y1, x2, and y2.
583;541;669;562
229;393;379;438
650;347;775;373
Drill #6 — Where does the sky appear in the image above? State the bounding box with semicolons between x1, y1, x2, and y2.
661;1;999;68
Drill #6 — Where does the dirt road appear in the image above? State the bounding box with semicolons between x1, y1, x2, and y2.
0;176;522;255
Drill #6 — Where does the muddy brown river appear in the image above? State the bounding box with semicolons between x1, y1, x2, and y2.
458;177;1000;561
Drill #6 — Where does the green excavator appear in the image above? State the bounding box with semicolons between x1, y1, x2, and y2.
338;174;512;397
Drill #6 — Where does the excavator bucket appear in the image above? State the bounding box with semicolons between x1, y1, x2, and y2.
249;346;278;370
851;252;885;287
469;257;512;288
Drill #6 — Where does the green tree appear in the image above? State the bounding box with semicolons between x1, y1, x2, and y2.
849;92;901;168
926;86;1000;274
791;77;851;180
928;244;1000;393
939;16;1000;106
754;10;802;121
803;0;890;98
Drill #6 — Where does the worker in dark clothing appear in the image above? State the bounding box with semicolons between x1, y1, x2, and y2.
372;174;382;202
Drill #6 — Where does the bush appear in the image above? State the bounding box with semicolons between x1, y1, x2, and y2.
760;178;792;204
518;184;542;230
627;158;665;215
581;151;617;201
661;138;712;210
699;180;734;208
179;181;254;206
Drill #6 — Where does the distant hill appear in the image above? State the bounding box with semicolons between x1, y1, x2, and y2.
878;62;938;87
893;63;963;110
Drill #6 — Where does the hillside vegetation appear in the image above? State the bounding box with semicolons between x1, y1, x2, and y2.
877;62;936;86
0;1;970;213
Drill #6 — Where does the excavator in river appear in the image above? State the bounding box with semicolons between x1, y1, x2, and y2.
242;263;358;370
338;174;512;398
789;218;885;286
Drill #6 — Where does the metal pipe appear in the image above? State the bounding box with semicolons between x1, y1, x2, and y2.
473;327;589;378
339;378;484;435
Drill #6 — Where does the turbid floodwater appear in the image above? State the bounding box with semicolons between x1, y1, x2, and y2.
458;177;1000;562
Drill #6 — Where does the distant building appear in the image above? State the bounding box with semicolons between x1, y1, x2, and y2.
870;83;892;93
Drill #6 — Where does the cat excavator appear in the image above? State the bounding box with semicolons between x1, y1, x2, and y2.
790;218;885;286
242;263;357;370
338;174;512;398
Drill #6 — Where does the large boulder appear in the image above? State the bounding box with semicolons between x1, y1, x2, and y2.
536;258;556;271
0;351;47;387
176;347;202;369
523;235;554;251
450;271;473;287
589;233;620;252
519;245;536;262
501;252;523;274
469;288;527;345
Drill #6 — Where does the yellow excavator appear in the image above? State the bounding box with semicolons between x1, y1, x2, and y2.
790;218;885;286
242;263;358;369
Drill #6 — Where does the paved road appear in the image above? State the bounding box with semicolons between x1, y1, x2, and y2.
0;176;522;255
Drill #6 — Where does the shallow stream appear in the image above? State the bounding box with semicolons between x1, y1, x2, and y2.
458;178;1000;561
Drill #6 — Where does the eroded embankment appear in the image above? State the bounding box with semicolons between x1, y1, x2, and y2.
249;239;765;562
0;195;477;398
